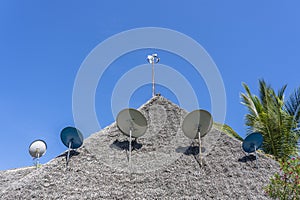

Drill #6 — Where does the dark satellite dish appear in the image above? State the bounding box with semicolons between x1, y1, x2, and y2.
29;140;47;169
242;132;263;168
182;109;213;166
242;132;263;153
60;127;84;166
116;108;148;172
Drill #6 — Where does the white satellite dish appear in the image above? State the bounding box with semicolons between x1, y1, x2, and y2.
182;109;213;166
116;108;148;173
29;140;47;169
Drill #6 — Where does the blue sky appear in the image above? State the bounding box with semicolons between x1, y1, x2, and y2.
0;1;299;170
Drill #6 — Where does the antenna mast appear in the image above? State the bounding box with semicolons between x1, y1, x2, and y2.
147;54;160;97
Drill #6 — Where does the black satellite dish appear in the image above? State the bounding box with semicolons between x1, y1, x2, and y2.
116;108;148;172
60;127;84;166
182;109;213;166
242;132;263;168
29;139;47;169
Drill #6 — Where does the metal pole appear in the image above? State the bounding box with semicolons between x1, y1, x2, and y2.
129;128;132;173
152;61;155;97
198;131;202;166
255;145;258;168
36;152;40;169
67;141;71;166
147;54;159;97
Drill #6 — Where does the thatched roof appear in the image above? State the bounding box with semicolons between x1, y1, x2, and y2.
0;96;279;199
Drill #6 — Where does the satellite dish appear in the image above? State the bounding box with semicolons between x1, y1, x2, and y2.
116;108;148;173
60;127;84;166
117;108;147;138
242;132;263;153
242;132;263;168
29;140;47;168
182;109;213;166
182;110;213;139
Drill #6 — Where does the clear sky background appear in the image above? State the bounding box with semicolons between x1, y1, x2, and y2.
0;1;299;170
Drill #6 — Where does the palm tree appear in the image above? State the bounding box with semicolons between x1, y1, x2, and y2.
284;86;300;154
241;80;300;160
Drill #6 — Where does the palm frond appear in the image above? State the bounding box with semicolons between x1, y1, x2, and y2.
285;86;300;123
277;84;287;101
